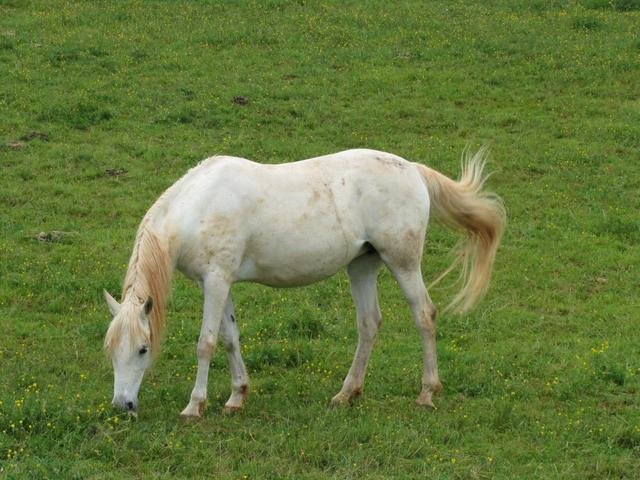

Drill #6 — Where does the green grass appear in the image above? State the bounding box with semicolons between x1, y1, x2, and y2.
1;0;639;478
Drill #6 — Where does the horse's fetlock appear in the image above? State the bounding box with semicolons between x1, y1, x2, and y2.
423;379;442;395
233;383;249;397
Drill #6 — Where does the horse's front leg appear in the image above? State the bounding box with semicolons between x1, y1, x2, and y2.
180;273;230;419
220;295;250;412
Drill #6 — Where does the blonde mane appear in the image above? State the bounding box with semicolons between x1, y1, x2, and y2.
105;217;172;354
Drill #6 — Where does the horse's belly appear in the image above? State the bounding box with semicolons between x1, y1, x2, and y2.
236;231;364;287
237;263;338;288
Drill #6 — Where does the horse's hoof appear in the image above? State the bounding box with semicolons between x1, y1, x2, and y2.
180;412;203;421
416;382;442;410
328;393;350;409
222;405;242;414
415;388;440;410
415;399;437;410
180;400;206;419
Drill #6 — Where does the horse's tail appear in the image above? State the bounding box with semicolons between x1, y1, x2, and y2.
413;147;506;313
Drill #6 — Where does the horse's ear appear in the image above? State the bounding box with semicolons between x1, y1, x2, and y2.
103;289;121;316
143;296;154;316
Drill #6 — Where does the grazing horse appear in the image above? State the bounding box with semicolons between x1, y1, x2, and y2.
103;148;505;418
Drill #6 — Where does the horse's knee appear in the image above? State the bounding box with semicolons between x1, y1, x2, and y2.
220;326;240;354
220;334;238;353
197;334;216;358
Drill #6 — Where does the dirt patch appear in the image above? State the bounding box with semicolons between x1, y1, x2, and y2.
6;131;49;150
20;131;49;142
7;141;25;150
106;168;128;177
35;231;78;243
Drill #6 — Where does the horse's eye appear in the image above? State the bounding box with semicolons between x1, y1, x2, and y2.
139;346;148;355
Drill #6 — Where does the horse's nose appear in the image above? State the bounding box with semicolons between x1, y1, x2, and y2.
112;395;136;412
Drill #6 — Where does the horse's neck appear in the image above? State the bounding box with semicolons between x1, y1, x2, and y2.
122;217;173;306
120;217;173;351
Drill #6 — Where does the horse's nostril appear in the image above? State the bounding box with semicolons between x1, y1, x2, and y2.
126;401;135;411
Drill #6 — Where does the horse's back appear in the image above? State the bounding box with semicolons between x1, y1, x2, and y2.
159;149;428;223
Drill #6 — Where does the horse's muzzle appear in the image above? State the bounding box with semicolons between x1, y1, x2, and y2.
112;395;138;415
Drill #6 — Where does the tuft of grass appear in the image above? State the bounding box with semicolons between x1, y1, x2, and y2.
585;0;640;11
287;308;326;339
597;363;627;386
572;14;604;30
39;100;113;130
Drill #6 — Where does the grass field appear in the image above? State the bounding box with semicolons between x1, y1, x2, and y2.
1;0;640;478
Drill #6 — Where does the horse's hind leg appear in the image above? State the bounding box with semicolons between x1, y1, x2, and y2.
385;261;442;409
220;296;250;413
330;252;382;407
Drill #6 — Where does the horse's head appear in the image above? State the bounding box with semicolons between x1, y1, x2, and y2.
103;290;155;416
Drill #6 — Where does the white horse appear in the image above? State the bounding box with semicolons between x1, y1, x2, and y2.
103;148;505;418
